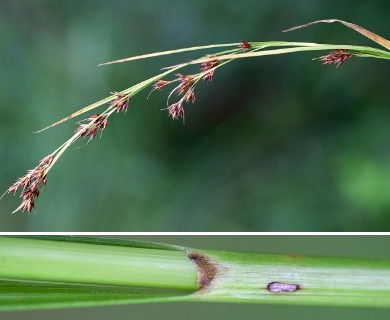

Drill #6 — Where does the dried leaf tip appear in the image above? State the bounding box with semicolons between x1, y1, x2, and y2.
282;19;390;51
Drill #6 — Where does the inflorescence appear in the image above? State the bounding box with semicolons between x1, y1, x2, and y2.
4;39;359;213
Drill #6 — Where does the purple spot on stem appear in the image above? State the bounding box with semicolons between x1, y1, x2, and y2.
267;282;300;293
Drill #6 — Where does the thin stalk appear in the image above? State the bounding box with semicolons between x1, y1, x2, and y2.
176;44;390;68
98;42;238;65
0;237;389;310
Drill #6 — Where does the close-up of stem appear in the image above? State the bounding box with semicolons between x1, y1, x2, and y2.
3;19;390;213
0;236;389;310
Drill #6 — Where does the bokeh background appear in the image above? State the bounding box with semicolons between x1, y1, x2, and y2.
1;236;390;320
1;0;390;231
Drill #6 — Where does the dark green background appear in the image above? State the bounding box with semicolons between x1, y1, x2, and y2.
1;0;390;231
1;236;390;320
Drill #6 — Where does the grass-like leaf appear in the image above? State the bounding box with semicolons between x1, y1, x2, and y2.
0;280;192;311
283;19;390;50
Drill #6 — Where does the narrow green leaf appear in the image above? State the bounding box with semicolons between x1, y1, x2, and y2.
98;43;238;66
0;280;192;311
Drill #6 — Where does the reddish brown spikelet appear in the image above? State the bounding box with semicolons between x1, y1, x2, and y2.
167;101;185;122
90;113;108;131
200;58;219;82
17;188;39;212
7;182;20;194
76;113;108;141
39;155;54;166
184;89;196;103
153;80;170;91
238;40;251;51
314;49;352;67
110;91;129;113
176;73;195;96
6;155;53;213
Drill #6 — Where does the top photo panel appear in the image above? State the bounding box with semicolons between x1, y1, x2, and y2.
1;0;390;231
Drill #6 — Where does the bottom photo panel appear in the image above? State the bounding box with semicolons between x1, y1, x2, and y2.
0;235;389;320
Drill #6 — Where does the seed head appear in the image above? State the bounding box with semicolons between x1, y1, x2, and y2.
200;58;219;82
76;113;108;141
153;80;170;91
314;49;352;67
184;89;196;103
167;101;185;122
5;154;53;213
238;40;251;52
176;74;195;96
110;91;129;113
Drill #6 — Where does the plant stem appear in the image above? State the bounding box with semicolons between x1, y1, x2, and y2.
0;237;389;310
188;44;390;66
0;237;198;290
189;249;390;308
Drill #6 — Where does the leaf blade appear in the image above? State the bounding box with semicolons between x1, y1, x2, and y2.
283;19;390;51
0;280;191;311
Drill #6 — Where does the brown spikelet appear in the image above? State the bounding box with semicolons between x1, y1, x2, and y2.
314;49;352;67
238;40;251;51
4;155;53;213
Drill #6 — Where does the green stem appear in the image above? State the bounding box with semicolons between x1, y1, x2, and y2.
191;44;390;65
189;249;390;308
0;237;197;290
98;43;239;66
0;237;389;310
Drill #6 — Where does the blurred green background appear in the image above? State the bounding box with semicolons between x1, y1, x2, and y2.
1;236;390;320
1;0;390;231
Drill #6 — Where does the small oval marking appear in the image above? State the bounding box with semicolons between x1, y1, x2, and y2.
267;282;300;293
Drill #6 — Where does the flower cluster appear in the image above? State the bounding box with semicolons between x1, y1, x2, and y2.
154;58;221;123
314;49;353;67
75;113;108;141
176;73;196;96
168;74;196;122
4;155;53;212
153;80;170;91
6;89;131;213
167;101;185;121
238;40;251;52
200;58;219;82
110;91;130;113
